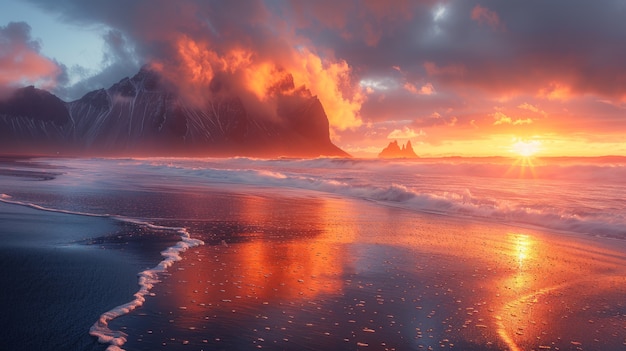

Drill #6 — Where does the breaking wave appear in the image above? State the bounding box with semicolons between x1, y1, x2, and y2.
138;157;626;239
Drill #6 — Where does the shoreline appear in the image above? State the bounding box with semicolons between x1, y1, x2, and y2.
0;198;204;351
0;201;145;351
1;157;625;350
2;188;625;350
104;193;626;351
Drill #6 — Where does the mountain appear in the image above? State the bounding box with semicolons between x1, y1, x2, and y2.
0;68;348;158
378;140;418;158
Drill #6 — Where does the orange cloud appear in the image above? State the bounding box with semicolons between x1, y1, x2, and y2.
513;118;533;125
493;111;533;125
174;36;217;85
404;82;435;95
517;103;538;113
152;35;364;131
387;126;425;139
492;111;512;125
289;49;364;130
538;82;573;101
517;102;543;114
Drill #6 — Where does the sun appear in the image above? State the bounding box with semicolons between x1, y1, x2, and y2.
511;140;541;157
506;139;542;178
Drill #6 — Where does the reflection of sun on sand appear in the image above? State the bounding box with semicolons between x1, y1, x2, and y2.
493;233;626;351
132;194;626;350
364;216;626;350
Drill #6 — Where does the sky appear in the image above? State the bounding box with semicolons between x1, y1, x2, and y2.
1;0;626;158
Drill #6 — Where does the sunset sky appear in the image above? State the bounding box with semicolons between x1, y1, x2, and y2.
1;0;625;157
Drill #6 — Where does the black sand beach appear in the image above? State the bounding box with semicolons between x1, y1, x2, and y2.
0;201;145;351
106;194;626;351
1;158;625;351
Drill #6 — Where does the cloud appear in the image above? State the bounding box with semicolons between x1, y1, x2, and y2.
387;126;425;139
517;102;547;116
404;82;435;95
55;29;140;99
513;118;533;125
517;102;539;113
284;0;416;46
423;61;466;77
471;5;504;31
403;83;417;93
0;22;62;90
26;0;366;130
15;0;626;152
493;112;511;125
492;111;533;125
25;0;626;106
537;82;573;101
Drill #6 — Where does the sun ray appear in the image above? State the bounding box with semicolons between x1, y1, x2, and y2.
505;139;542;178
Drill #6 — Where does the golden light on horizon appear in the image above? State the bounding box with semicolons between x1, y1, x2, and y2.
510;140;541;158
502;139;542;177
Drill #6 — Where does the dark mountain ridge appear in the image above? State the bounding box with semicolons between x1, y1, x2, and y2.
0;68;348;158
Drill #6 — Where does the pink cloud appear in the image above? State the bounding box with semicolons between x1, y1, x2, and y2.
424;61;466;77
0;22;62;90
471;5;505;31
387;126;425;139
404;82;435;95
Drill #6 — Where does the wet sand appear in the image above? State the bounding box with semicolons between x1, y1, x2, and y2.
105;192;626;351
0;201;158;351
1;157;624;350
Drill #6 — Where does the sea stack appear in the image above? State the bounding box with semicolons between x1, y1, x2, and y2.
378;140;418;158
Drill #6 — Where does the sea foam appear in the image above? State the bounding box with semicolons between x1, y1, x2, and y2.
0;194;204;351
134;158;626;239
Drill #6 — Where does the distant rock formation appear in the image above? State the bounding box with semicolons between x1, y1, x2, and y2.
378;140;418;158
0;67;349;158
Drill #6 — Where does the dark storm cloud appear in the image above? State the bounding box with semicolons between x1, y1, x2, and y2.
21;0;626;135
26;0;367;129
26;0;274;66
26;0;626;99
269;0;626;131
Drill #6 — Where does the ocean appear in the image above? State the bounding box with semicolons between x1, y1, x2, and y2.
1;156;625;351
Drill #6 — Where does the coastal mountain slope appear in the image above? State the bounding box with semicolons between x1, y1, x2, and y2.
378;140;418;158
0;68;348;157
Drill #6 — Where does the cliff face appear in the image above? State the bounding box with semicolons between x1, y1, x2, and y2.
0;68;348;158
378;140;418;158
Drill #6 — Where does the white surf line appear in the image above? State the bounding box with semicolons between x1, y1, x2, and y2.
0;193;110;218
0;194;205;351
90;224;204;351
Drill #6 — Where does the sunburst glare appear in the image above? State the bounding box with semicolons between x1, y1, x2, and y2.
506;139;542;178
511;140;541;158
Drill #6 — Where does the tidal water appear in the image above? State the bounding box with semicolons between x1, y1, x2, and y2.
1;156;625;350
